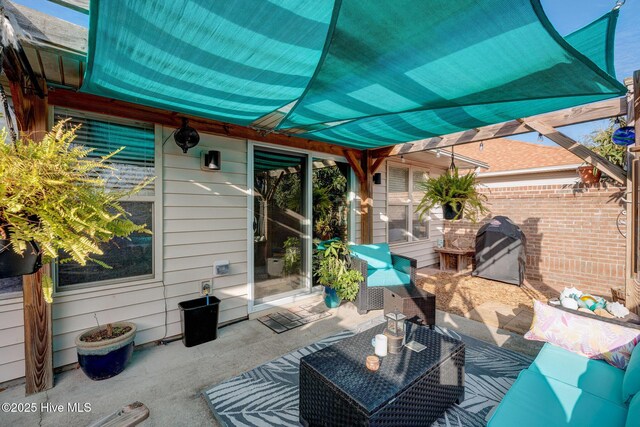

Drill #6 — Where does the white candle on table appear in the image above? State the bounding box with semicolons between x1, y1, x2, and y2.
374;334;388;357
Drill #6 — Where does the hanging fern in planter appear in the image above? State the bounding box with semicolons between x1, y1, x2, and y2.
415;168;488;222
0;121;154;302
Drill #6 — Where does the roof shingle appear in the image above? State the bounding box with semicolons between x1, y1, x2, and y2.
455;138;581;173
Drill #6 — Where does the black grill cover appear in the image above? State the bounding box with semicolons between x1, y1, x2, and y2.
472;216;526;286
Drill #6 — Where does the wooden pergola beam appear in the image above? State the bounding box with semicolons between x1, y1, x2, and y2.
344;149;365;184
48;0;89;14
48;89;357;160
628;71;640;315
522;119;626;184
370;97;627;158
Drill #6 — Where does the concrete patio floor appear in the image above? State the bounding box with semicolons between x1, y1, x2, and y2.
0;295;542;427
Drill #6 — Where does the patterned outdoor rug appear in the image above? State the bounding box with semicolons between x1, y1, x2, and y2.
203;318;533;426
257;304;331;333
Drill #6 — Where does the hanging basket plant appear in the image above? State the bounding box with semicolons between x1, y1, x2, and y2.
415;168;488;222
0;121;154;301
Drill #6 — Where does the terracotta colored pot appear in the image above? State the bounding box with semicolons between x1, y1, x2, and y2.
577;165;601;185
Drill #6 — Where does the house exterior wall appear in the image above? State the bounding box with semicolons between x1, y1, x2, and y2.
479;169;580;188
371;159;445;268
161;128;249;337
444;183;626;297
0;129;453;384
0;128;250;384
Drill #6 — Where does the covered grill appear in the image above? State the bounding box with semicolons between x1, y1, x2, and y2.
472;216;526;286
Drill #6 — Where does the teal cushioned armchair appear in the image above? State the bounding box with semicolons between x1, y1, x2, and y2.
350;243;417;314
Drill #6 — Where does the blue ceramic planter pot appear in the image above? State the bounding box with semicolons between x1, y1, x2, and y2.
324;286;342;308
76;322;136;381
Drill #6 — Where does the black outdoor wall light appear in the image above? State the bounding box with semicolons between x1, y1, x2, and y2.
174;118;200;153
203;150;221;171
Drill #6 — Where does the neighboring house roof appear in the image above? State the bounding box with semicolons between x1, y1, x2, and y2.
454;138;582;174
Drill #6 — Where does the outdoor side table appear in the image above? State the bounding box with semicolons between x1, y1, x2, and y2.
299;323;465;427
434;247;475;272
384;285;436;328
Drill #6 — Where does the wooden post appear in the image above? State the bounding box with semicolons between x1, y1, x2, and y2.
22;265;53;394
8;72;54;394
343;149;373;244
359;151;374;244
628;71;640;315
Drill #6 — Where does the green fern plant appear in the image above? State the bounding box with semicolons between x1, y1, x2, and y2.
415;168;488;222
0;120;154;302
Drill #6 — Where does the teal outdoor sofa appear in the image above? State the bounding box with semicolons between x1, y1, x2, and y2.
349;243;416;314
488;336;640;427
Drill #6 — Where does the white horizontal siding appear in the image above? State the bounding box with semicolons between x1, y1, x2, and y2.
162;128;249;338
479;170;579;188
0;299;24;383
374;159;445;268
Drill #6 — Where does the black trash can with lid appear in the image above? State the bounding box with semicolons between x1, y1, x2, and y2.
178;296;221;347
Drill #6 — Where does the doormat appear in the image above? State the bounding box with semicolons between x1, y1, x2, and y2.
203;317;534;426
257;305;331;333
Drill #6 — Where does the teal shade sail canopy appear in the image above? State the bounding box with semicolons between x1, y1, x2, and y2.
81;0;333;125
81;0;627;149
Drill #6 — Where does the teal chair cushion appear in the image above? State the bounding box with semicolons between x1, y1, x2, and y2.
627;390;640;427
366;268;410;287
350;243;393;270
487;370;628;427
623;346;640;402
529;343;625;404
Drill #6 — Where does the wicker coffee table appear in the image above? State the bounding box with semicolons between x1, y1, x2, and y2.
384;285;436;328
299;323;465;426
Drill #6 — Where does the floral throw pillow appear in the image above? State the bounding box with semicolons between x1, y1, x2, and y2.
525;300;640;370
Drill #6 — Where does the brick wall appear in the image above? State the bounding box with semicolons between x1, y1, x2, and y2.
444;183;627;297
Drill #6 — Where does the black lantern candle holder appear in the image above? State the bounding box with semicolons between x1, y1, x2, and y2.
384;310;407;354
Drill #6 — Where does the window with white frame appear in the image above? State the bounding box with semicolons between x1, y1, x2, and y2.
387;164;430;244
54;109;157;288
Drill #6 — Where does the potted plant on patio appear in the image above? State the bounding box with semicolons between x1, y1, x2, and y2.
415;168;487;222
0;121;153;300
75;319;137;380
314;240;363;308
578;118;628;184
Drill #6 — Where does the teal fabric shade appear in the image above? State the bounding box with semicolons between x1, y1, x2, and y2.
81;0;627;149
254;151;303;171
82;0;333;125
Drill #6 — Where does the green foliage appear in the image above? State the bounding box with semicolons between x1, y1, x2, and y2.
0;120;153;301
282;236;301;276
313;240;363;301
583;118;627;173
415;168;487;222
312;166;347;241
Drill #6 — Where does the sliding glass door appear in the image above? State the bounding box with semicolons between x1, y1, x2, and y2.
252;148;308;304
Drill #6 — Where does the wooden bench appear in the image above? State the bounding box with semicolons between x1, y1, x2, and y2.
434;247;475;272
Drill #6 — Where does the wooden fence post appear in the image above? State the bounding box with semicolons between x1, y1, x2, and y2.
8;73;54;394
